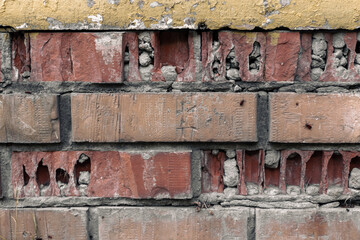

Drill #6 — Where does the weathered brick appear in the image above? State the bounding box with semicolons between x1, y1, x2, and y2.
0;208;88;239
12;151;192;198
12;33;30;82
201;151;226;193
269;93;360;143
29;32;124;82
265;32;300;82
256;208;360;240
97;207;252;240
0;94;60;143
71;93;257;142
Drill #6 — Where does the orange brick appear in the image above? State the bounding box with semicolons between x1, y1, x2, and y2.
0;208;88;239
269;93;360;143
71;93;257;142
256;209;360;240
97;207;252;240
0;94;59;143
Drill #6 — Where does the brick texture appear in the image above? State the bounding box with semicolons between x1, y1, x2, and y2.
71;93;257;142
97;207;252;240
12;151;192;198
269;93;360;143
29;32;124;82
0;94;60;143
0;208;88;240
256;208;360;240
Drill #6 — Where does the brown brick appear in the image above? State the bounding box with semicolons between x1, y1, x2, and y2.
97;207;252;240
265;32;300;82
0;208;87;239
0;94;59;143
71;93;257;142
269;93;360;143
12;151;192;198
29;32;124;82
256;208;360;240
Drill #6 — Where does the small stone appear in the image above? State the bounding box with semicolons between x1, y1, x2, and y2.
78;153;89;164
313;33;325;40
332;33;345;49
336;66;346;75
354;54;360;64
264;186;280;195
249;43;261;58
124;51;130;63
327;185;343;196
246;182;259;195
265;150;280;169
123;64;129;81
224;187;237;198
310;68;323;81
140;64;153;81
226;69;241;80
312;39;327;56
78;171;90;185
234;85;242;92
139;52;152;67
211;149;219;155
227;50;236;58
333;57;341;68
226;150;236;159
79;184;88;196
223;159;239;187
340;56;348;67
138;32;151;43
305;184;319;196
349;168;360;189
249;63;258;70
311;58;326;69
286;185;301;195
161;66;177;82
139;42;153;52
229;58;239;69
333;49;343;59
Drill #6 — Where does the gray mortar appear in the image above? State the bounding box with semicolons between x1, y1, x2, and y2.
192;31;202;82
138;32;154;81
311;33;327;81
88;208;99;240
0;33;11;83
191;150;202;197
0;148;12;198
223;158;239;187
349;168;360;189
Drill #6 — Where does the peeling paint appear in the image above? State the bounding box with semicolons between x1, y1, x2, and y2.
0;0;360;30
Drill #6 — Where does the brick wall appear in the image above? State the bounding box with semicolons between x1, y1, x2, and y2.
1;30;360;239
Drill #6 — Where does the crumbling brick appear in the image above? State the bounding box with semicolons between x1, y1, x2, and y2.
12;151;192;198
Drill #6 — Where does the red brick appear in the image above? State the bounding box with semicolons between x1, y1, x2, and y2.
269;93;360;143
201;151;226;193
12;151;192;198
256;209;360;240
29;32;124;82
202;31;266;82
0;94;60;143
265;32;300;82
97;207;252;240
71;93;257;142
0;208;87;239
296;33;312;81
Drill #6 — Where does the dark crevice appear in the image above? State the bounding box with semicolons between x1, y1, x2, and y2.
23;165;30;186
56;168;69;184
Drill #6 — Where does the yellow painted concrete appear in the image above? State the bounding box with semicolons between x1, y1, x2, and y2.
0;0;359;30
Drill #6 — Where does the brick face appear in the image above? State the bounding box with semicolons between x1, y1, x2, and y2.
71;93;257;142
0;94;60;143
0;208;88;240
269;93;360;143
97;207;252;240
12;151;192;198
256;209;360;240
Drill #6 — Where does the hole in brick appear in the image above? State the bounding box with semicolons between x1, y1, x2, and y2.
265;167;280;187
23;165;29;186
349;156;360;189
311;33;327;81
305;151;322;185
327;152;343;186
36;160;50;194
56;168;69;184
138;32;154;81
244;151;261;195
225;48;240;81
123;45;129;81
249;41;261;73
74;154;91;196
286;153;302;186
